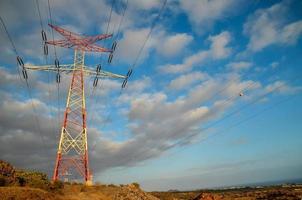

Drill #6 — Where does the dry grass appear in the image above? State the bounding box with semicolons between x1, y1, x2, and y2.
1;183;302;200
0;185;118;200
61;184;119;200
0;186;60;200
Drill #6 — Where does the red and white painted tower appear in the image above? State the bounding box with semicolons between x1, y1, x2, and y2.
25;24;127;184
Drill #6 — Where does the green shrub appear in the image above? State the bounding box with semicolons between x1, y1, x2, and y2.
16;176;26;186
0;160;16;186
132;182;140;188
15;170;50;190
0;160;15;178
50;180;64;190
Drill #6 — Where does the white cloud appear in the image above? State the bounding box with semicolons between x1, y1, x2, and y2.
114;28;156;63
1;65;299;178
115;28;194;63
270;62;279;69
208;31;232;59
0;0;165;64
244;1;302;52
130;0;162;10
265;81;302;95
227;61;252;71
180;0;238;33
0;67;19;85
168;72;207;90
159;31;232;74
158;33;193;57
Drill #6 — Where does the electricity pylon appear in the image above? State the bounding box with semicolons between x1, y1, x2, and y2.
24;24;126;184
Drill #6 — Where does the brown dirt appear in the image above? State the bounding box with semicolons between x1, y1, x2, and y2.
1;184;302;200
0;184;159;200
113;183;159;200
0;187;60;200
152;185;302;200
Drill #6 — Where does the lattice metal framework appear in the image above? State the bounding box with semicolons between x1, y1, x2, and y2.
24;24;126;184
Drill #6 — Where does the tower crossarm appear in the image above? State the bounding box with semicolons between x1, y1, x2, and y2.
84;67;126;79
46;24;113;53
24;64;127;79
24;64;74;74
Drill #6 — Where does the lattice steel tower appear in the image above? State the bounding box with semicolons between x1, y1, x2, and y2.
25;24;127;184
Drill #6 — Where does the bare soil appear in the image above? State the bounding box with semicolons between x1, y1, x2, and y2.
1;184;302;200
151;185;302;200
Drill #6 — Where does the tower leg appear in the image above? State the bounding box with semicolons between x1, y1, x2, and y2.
53;152;61;181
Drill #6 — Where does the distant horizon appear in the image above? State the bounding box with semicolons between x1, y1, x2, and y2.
147;178;302;192
8;160;302;192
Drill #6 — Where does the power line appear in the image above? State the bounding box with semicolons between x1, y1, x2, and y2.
46;0;61;131
91;0;168;152
195;61;285;131
204;92;299;144
199;60;283;119
87;0;117;127
47;0;57;58
35;0;44;30
33;0;57;138
0;15;47;151
114;0;129;41
88;0;130;134
0;16;18;55
197;76;300;139
167;77;301;158
130;0;167;71
175;74;302;149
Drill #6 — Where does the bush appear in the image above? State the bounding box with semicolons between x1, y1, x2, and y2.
15;170;50;190
132;182;140;188
0;175;6;186
80;185;87;192
0;160;15;178
50;180;64;191
0;160;16;186
108;184;116;187
16;176;26;186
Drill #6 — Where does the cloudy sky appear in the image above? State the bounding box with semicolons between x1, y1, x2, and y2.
0;0;302;191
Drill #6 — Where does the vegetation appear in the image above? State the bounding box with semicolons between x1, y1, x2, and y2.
0;160;16;186
1;160;302;200
0;160;64;192
49;180;64;191
15;170;50;189
132;182;140;188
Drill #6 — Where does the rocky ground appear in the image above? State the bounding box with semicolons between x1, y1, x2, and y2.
1;183;302;200
2;161;302;199
113;184;159;200
0;183;160;200
152;185;302;200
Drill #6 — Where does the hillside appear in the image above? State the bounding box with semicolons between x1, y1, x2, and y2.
1;160;302;200
0;160;159;200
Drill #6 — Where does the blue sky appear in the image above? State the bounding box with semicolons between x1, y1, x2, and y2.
0;0;302;191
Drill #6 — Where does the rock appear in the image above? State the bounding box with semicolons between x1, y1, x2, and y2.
113;184;159;200
193;192;224;200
